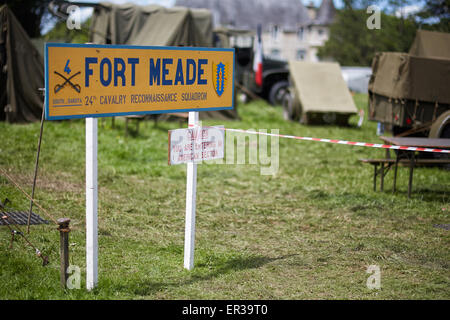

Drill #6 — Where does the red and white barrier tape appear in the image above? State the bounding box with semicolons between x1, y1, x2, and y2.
202;126;450;154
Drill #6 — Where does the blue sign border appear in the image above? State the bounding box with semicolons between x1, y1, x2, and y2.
45;43;235;120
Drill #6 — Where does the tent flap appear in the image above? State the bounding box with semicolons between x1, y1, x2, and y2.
0;5;43;123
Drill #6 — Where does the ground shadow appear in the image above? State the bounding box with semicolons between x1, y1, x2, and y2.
401;186;450;202
373;183;449;203
117;254;298;296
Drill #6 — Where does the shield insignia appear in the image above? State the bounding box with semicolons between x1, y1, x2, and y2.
212;62;227;97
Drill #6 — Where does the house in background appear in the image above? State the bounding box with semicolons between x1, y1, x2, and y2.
175;0;336;62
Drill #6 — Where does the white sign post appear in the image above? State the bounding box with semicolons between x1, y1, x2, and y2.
86;117;98;290
168;114;225;270
184;112;199;270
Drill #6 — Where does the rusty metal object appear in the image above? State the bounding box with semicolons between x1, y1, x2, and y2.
0;210;48;226
57;218;71;288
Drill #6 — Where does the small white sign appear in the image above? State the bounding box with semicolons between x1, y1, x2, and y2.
168;126;224;165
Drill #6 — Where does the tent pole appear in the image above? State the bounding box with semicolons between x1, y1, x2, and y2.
27;102;45;233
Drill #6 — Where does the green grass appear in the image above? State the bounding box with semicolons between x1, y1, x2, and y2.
0;94;449;299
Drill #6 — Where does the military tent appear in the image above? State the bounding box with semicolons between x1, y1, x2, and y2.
409;29;450;59
285;61;357;124
90;3;238;120
0;5;44;123
90;3;213;47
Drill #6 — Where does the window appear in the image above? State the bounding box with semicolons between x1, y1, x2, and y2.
230;35;252;48
297;27;304;40
271;25;279;41
318;28;324;36
296;49;306;60
270;48;281;59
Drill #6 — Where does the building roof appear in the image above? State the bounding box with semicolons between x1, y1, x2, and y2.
175;0;318;31
312;0;336;25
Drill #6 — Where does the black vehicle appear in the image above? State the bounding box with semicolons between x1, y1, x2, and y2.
214;27;289;106
243;57;289;106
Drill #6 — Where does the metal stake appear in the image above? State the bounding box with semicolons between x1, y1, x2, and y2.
57;218;71;288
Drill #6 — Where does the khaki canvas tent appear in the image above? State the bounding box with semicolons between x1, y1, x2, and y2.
408;29;450;59
90;3;213;47
368;30;450;137
0;5;44;123
283;61;357;125
90;3;238;120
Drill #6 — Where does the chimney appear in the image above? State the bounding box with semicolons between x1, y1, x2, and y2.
306;1;317;20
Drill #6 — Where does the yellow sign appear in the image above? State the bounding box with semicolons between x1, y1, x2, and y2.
45;43;235;120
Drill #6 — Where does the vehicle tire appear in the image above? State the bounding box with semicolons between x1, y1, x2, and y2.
269;81;289;106
429;110;450;167
299;113;309;125
293;89;302;122
282;91;294;121
429;110;450;139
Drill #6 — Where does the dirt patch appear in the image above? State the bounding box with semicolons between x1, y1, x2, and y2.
1;168;83;193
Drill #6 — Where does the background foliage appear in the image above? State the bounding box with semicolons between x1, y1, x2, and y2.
318;0;450;65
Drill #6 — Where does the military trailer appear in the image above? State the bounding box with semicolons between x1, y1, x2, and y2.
368;30;450;139
282;61;358;125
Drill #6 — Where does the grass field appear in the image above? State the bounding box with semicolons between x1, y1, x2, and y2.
0;94;449;299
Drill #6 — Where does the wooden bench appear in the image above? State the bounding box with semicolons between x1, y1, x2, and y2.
360;158;450;196
124;115;146;136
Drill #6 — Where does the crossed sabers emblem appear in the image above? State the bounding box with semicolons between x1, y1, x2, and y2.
54;71;81;93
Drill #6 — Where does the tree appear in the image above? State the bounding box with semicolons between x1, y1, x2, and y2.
416;0;450;32
42;17;90;44
317;7;417;66
420;0;450;18
5;0;55;38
